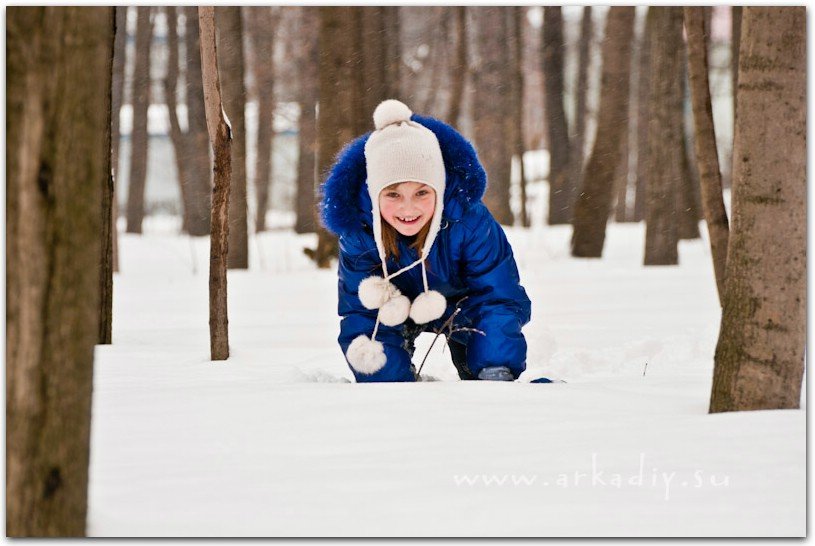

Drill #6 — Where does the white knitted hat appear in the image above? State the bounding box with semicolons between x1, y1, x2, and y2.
346;100;448;375
364;99;446;264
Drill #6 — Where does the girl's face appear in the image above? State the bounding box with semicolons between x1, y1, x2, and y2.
379;182;436;236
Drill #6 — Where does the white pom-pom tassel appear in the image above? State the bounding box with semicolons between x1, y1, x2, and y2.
346;335;387;375
373;99;412;130
378;294;410;326
409;290;447;324
358;276;400;310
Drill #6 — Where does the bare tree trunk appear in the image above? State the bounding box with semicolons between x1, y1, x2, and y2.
216;7;248;269
634;8;652;222
472;7;513;225
446;7;467;125
246;7;279;233
684;7;730;305
677;45;702;241
723;6;743;191
7;6;113;536
510;7;529;228
570;7;635;257
542;7;573;225
199;7;232;361
570;6;592;197
163;7;193;233
184;6;212;236
313;7;367;267
110;7;126;273
710;7;805;412
643;7;683;266
361;7;390;116
125;7;153;234
383;7;401;98
294;7;319;234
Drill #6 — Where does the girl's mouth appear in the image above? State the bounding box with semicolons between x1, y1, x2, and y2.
397;215;421;225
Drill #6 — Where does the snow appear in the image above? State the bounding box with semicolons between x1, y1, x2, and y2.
87;218;805;537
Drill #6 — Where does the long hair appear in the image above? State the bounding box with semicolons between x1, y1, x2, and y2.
381;218;431;261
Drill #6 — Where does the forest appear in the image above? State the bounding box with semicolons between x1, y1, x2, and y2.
6;6;806;537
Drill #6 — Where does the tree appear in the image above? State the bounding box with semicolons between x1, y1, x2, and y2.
216;7;249;269
684;7;731;305
471;7;513;225
510;7;529;228
634;8;653;222
184;6;213;236
542;7;572;225
293;7;319;234
162;7;195;233
570;7;592;200
446;7;467;125
199;6;232;360
110;6;127;273
246;7;280;233
7;6;113;536
643;7;683;265
125;7;153;234
570;7;635;257
709;7;805;412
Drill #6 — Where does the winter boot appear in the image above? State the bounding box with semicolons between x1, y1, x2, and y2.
477;366;514;381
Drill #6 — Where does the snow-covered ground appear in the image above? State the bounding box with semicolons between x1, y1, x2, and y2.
87;218;805;537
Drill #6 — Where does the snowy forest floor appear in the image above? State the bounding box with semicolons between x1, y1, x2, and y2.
87;217;805;537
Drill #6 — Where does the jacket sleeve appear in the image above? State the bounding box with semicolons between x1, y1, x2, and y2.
337;231;416;382
456;204;531;378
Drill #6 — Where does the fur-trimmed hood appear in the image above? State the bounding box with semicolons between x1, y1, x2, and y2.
319;113;487;237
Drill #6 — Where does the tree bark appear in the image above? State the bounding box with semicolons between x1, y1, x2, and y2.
246;7;279;233
472;7;513;225
570;7;635;257
199;6;232;361
7;6;113;536
294;7;319;234
634;8;653;222
216;7;249;269
511;7;529;228
110;7;126;273
383;7;401;99
677;45;702;241
542;7;573;225
163;7;194;234
100;9;116;345
446;7;468;125
709;7;805;412
125;7;153;234
643;7;683;266
684;7;730;305
570;6;592;198
184;6;212;236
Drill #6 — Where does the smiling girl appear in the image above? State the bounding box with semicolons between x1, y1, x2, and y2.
320;99;531;382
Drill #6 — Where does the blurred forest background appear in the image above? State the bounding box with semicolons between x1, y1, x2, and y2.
114;6;736;251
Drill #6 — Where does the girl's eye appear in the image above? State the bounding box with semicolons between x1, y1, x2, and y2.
416;190;429;197
385;192;400;199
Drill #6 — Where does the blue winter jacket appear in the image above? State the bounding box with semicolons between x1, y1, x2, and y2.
320;113;531;382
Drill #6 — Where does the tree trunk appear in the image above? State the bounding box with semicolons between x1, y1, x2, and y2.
511;7;529;228
246;7;279;233
110;7;126;274
684;7;730;305
184;6;212;236
472;7;513;225
643;7;683;266
199;7;232;361
7;7;113;536
634;7;652;222
570;6;592;198
570;7;635;257
125;7;153;234
677;45;702;240
383;7;401;99
542;7;573;225
294;7;319;234
446;7;467;125
709;7;805;412
163;6;194;234
216;7;248;269
313;7;367;267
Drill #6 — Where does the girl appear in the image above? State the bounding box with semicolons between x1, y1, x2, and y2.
320;99;531;382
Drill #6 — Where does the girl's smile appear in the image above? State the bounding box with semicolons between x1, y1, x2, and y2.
379;181;436;236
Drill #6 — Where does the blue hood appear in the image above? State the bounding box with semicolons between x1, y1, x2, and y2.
319;114;487;236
